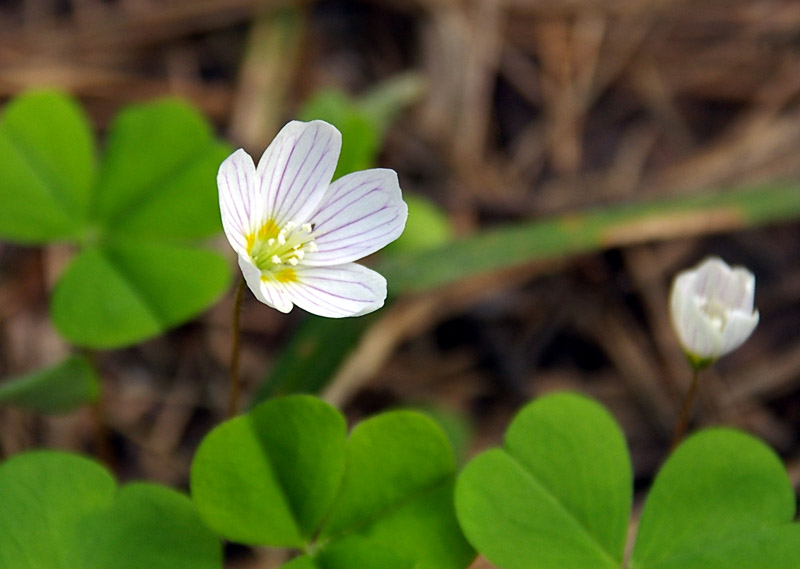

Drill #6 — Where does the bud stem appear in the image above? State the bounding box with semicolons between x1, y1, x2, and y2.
671;367;701;450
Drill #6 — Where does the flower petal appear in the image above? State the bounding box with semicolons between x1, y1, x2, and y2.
672;295;722;359
218;149;261;257
721;268;756;312
238;255;293;313
720;309;759;355
256;120;341;227
681;296;725;359
281;263;387;318
303;169;408;266
692;257;730;298
670;272;694;334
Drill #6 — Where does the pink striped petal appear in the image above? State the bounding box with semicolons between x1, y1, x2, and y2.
238;255;293;313
256;120;341;227
218;149;260;257
282;263;387;318
303;169;407;266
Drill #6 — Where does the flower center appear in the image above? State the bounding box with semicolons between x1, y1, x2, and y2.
246;219;317;279
700;296;729;332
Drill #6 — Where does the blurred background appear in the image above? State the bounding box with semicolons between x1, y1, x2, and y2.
1;1;800;566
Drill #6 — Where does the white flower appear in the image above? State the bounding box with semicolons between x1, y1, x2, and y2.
670;256;759;365
218;120;407;317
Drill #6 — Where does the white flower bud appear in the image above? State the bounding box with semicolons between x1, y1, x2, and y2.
670;257;759;367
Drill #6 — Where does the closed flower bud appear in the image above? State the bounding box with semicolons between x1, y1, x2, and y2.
670;257;759;368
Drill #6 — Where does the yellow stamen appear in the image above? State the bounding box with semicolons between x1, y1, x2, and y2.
275;268;297;283
247;220;280;254
248;218;316;280
258;219;279;241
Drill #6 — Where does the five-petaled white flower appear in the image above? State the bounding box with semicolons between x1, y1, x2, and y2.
670;256;759;367
218;120;408;317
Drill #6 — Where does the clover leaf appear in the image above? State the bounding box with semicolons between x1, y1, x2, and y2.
0;451;221;569
0;90;231;348
0;91;95;242
630;428;800;569
455;392;800;569
456;392;631;569
190;395;474;569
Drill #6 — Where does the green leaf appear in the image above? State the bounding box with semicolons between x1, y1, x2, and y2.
51;241;230;348
298;76;423;181
0;451;221;569
630;428;800;569
384;194;453;254
299;89;379;180
455;392;631;569
320;410;474;569
358;72;426;136
281;557;319;569
191;395;347;546
0;451;115;568
456;393;800;569
91;98;230;241
0;354;99;413
0;91;232;349
418;405;473;466
191;396;473;569
0;90;95;242
283;537;416;569
81;483;222;569
376;183;800;295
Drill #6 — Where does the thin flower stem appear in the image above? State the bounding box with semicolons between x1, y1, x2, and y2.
83;349;116;472
91;393;116;472
671;366;701;450
227;278;246;418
